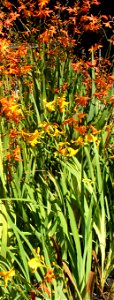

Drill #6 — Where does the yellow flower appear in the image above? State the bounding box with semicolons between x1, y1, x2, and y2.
0;269;15;288
28;257;46;272
56;94;69;112
57;142;78;157
47;124;65;137
71;137;84;146
21;129;43;147
84;134;97;144
39;122;65;137
66;147;78;157
44;94;69;113
28;247;47;272
0;38;10;54
58;142;70;147
43;99;56;112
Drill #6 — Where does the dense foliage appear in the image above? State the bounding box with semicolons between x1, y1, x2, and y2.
0;1;114;299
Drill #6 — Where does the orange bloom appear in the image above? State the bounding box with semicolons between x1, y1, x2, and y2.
81;15;101;31
9;128;19;139
109;97;114;104
89;125;99;134
87;60;97;67
78;113;87;121
63;117;78;126
75;95;90;107
0;97;22;123
89;44;103;53
92;0;101;5
20;65;32;74
13;146;21;161
71;61;83;72
108;76;114;82
36;8;52;20
56;94;69;112
39;282;50;296
74;125;87;135
0;38;10;53
38;0;50;9
103;21;112;29
44;269;55;283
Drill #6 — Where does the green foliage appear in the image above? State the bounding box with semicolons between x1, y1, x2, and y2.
0;4;114;298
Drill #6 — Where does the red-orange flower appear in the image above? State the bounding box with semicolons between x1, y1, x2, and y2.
108;76;114;82
62;117;78;126
78;113;87;122
109;97;114;105
74;125;87;135
38;0;50;9
89;125;99;135
39;282;50;296
44;269;55;283
75;95;90;107
13;146;21;161
0;96;22;123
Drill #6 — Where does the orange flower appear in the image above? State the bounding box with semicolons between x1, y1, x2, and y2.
56;94;69;112
37;8;52;20
78;113;87;122
0;97;22;123
75;95;90;107
89;125;99;135
92;0;101;5
44;269;55;283
0;38;10;53
39;29;51;43
87;60;97;67
13;146;21;161
63;117;78;126
71;61;83;72
74;125;87;135
39;282;50;296
89;44;103;53
81;15;101;31
20;65;32;74
38;0;50;9
9;128;19;139
108;76;114;82
103;21;112;29
109;97;114;105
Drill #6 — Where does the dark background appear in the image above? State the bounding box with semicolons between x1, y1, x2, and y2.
1;0;114;58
